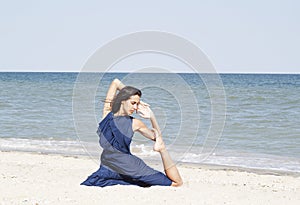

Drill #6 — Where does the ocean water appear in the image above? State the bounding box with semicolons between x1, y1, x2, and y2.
1;72;300;173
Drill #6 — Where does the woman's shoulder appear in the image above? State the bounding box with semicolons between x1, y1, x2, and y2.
101;112;113;121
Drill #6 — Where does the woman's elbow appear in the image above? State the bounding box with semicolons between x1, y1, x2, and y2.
113;78;120;85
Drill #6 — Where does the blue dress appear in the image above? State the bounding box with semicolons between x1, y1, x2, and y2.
81;112;172;187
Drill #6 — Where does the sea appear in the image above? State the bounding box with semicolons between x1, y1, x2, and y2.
1;72;300;174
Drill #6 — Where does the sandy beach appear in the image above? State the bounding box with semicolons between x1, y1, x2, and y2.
0;151;299;205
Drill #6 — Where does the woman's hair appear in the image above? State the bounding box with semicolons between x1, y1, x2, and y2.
111;86;142;113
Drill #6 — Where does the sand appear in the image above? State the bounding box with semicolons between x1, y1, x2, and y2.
0;151;299;205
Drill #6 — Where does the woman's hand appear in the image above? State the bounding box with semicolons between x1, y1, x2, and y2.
137;101;152;119
137;101;162;141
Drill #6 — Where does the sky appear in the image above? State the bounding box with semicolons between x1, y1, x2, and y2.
0;0;299;73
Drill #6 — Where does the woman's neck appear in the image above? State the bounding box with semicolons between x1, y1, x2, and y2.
114;110;127;117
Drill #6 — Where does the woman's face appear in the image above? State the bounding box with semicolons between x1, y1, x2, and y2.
121;95;140;115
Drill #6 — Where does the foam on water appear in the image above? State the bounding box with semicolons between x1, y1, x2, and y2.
0;138;99;156
1;137;299;173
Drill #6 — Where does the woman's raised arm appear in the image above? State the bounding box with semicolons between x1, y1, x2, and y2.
137;103;162;138
102;79;125;119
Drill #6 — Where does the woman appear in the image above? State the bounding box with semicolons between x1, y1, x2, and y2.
81;79;182;187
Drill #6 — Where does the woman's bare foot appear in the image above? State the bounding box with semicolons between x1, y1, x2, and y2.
153;135;166;152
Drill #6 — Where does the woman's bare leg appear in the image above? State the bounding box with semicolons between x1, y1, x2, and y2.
153;135;183;187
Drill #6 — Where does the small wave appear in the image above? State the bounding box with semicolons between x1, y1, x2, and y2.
0;102;12;108
181;150;300;173
1;138;299;174
0;138;100;156
130;143;159;157
130;143;300;173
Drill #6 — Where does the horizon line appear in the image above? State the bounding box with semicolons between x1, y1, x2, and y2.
0;70;299;74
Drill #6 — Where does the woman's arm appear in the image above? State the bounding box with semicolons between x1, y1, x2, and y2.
149;110;161;137
102;78;125;119
132;105;162;141
132;119;156;140
136;103;161;137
